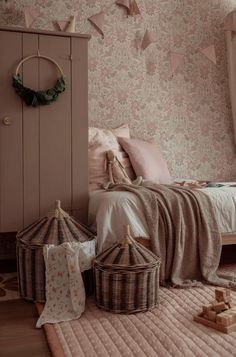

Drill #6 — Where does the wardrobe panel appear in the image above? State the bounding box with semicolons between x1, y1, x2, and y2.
22;33;40;227
39;35;71;216
0;27;90;233
71;37;88;222
0;31;23;232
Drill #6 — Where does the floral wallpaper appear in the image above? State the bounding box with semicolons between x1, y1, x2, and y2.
1;0;236;180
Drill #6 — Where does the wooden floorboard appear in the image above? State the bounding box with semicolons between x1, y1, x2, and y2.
0;299;51;357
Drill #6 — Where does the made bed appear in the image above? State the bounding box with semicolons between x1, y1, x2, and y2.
89;184;236;253
88;124;236;287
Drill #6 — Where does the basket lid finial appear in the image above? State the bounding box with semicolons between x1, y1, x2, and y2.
55;200;61;209
46;199;69;219
122;224;134;246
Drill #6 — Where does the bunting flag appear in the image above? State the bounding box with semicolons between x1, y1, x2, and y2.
116;0;140;17
53;20;70;32
24;8;42;28
141;30;157;50
65;15;76;33
116;0;130;15
199;45;216;65
170;51;185;75
88;11;105;38
129;0;140;16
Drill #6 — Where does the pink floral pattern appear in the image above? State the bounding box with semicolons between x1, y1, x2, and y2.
36;241;95;327
1;1;236;180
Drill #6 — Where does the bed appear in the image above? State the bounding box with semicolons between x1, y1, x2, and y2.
88;124;236;288
89;185;236;253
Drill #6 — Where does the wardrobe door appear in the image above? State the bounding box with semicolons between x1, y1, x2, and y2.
71;37;88;222
0;31;23;232
22;33;40;227
38;35;71;216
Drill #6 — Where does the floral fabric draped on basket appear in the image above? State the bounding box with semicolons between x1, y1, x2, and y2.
36;240;95;328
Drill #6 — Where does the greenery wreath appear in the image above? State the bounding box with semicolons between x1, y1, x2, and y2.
12;53;66;107
12;74;66;107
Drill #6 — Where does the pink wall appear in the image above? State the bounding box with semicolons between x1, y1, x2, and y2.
1;0;236;180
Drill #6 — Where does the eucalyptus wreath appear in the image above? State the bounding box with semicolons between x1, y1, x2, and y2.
12;74;66;107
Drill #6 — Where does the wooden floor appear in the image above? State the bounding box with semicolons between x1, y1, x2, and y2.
0;299;51;357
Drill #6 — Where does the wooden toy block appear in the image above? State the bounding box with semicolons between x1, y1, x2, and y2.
215;288;231;303
194;313;236;333
208;310;217;322
216;313;233;327
215;288;225;302
194;288;236;334
227;301;234;309
216;309;236;324
212;301;227;313
202;304;213;314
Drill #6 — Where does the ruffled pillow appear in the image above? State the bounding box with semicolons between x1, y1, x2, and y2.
89;124;135;191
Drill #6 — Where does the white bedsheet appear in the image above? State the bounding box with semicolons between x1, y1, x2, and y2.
88;187;236;253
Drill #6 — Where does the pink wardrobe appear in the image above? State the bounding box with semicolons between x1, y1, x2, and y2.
0;26;90;234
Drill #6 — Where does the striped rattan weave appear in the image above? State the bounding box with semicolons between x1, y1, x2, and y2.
16;200;95;302
94;225;161;314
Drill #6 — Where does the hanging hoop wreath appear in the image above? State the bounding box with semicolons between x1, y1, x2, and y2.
12;53;66;107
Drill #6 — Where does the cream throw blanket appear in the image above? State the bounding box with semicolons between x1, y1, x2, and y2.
107;182;236;288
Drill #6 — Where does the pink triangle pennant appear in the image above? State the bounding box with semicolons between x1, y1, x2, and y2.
65;15;76;33
129;0;140;16
199;45;216;65
53;20;70;32
24;8;42;28
141;30;157;50
88;12;105;38
170;51;185;75
116;0;130;15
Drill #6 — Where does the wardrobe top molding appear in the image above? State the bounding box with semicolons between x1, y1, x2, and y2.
0;25;91;39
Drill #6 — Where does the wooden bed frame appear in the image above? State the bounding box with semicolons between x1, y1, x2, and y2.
135;234;236;250
221;234;236;245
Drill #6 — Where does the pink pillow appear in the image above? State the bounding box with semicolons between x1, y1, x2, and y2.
89;125;135;191
118;137;172;184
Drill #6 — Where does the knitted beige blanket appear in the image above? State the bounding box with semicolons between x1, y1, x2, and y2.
108;182;236;288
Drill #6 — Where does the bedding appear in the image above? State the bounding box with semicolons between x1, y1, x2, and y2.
89;185;236;253
118;137;172;184
88;124;135;191
109;183;220;286
89;183;236;287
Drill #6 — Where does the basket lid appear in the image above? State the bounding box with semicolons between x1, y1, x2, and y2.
94;225;160;269
17;200;95;246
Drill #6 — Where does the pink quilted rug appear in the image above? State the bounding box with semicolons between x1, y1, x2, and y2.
40;265;236;357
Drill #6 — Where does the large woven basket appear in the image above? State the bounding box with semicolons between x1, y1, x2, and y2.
16;200;96;302
94;225;161;314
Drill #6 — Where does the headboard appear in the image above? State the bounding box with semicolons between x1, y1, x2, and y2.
0;26;90;232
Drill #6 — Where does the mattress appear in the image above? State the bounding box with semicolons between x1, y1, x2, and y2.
88;186;236;253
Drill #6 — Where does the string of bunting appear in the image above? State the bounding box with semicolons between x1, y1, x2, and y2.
24;2;219;75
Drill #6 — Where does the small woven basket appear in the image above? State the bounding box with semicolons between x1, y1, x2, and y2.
16;200;96;302
94;225;161;314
